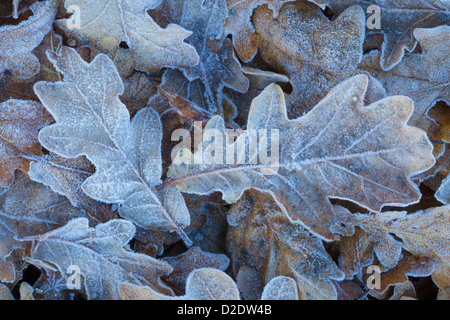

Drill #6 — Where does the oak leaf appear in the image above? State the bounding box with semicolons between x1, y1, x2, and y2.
337;204;450;290
0;0;57;79
34;46;191;243
0;99;53;187
119;268;240;300
359;26;450;134
224;0;295;62
165;75;435;240
150;0;249;115
0;284;13;300
56;0;199;76
22;217;174;300
226;190;344;300
311;0;450;70
0;171;86;259
253;1;365;117
235;266;264;300
376;251;434;293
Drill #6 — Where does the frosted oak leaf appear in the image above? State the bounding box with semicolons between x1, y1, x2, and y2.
163;75;435;240
224;0;296;62
227;190;345;300
310;0;450;71
34;46;191;245
56;0;199;76
360;26;450;134
336;205;450;290
21;218;174;300
0;0;57;79
253;2;366;117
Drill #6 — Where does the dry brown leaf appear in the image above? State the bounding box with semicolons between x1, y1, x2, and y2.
389;281;417;300
224;0;295;62
337;204;450;290
119;268;240;300
226;190;344;300
376;251;434;293
0;99;53;187
333;278;366;300
56;0;199;76
337;226;374;279
121;71;159;116
311;0;450;70
0;0;57;79
253;2;365;117
0;259;15;283
360;26;450;135
167;75;435;240
0;31;62;102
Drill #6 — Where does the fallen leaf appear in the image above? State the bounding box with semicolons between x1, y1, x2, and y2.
235;266;264;300
333;278;366;300
359;26;450;134
0;31;62;102
22;217;174;299
223;66;289;127
0;171;86;260
119;268;240;300
253;2;365;117
389;281;417;300
311;0;450;70
224;0;295;62
260;276;299;300
337;226;374;279
56;0;199;76
161;246;230;294
27;153;116;223
34;46;191;243
337;204;450;290
0;0;57;79
151;0;249;115
376;251;434;293
0;99;53;187
165;75;435;240
0;283;13;300
226;190;344;300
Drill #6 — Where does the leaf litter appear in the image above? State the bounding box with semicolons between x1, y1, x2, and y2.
0;0;448;301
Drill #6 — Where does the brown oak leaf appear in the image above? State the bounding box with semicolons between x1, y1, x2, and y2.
253;1;365;117
226;190;345;300
0;99;53;187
